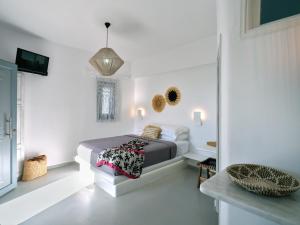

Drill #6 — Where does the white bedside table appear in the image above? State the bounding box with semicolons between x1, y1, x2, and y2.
184;145;217;161
184;145;217;188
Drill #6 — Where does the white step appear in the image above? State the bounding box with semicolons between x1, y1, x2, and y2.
0;162;94;225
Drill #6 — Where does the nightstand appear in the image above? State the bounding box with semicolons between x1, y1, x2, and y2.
184;145;217;188
184;145;217;161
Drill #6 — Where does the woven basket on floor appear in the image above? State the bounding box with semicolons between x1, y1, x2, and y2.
22;155;47;181
226;164;300;197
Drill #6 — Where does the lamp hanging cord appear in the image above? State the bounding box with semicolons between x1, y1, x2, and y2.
106;26;108;48
105;22;111;48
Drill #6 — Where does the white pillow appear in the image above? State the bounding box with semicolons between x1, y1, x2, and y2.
160;135;175;141
175;133;189;141
161;133;189;141
152;124;189;141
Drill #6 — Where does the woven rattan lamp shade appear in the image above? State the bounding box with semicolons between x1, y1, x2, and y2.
89;48;124;76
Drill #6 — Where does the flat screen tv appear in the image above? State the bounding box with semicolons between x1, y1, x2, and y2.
15;48;49;76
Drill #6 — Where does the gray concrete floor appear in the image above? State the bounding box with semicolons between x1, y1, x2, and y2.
21;167;218;225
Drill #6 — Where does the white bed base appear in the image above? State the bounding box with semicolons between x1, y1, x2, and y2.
75;156;186;197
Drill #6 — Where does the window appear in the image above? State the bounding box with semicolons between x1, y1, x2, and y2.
260;0;300;25
97;78;118;121
245;0;300;31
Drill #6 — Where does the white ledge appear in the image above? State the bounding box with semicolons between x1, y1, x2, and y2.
200;170;300;225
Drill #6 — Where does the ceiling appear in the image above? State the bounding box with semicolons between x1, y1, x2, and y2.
0;0;216;61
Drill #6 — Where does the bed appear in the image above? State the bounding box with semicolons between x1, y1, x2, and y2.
75;125;189;197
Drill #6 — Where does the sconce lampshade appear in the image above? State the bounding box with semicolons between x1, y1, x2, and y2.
137;108;144;120
193;111;202;126
89;48;124;76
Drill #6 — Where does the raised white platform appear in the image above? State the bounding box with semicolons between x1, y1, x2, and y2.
0;162;94;225
75;155;186;197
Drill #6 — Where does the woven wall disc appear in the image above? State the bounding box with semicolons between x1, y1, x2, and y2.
165;87;181;106
152;95;166;112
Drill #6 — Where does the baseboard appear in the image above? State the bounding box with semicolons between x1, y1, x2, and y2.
47;161;76;170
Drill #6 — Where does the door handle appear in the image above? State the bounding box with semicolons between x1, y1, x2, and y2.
5;116;13;139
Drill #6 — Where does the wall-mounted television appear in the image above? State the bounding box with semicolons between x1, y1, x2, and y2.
15;48;49;76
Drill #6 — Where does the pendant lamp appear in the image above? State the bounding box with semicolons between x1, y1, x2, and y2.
89;22;124;76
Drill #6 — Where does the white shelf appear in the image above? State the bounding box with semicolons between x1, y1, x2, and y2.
200;170;300;225
184;145;217;162
184;152;209;162
196;146;217;159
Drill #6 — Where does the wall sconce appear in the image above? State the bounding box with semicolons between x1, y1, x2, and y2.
193;111;203;126
137;108;145;120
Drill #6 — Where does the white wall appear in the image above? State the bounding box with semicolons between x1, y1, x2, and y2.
217;1;300;225
132;36;217;78
133;37;217;150
0;22;217;171
0;23;134;168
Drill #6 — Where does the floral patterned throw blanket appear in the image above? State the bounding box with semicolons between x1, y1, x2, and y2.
96;139;149;179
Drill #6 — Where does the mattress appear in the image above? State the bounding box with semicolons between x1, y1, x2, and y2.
77;135;189;176
77;140;188;163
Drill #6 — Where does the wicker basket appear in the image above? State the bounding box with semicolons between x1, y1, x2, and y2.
226;164;300;197
22;155;47;181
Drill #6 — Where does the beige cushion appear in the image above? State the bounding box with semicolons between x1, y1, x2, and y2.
142;125;162;139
